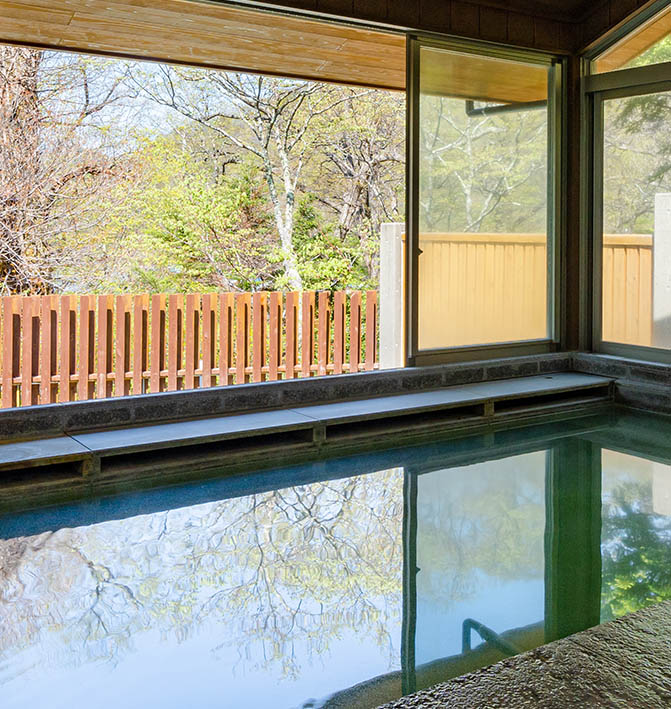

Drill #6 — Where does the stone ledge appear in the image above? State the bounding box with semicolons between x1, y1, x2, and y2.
0;353;572;442
378;601;671;709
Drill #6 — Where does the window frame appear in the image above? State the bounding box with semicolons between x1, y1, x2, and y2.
405;35;566;367
585;22;671;364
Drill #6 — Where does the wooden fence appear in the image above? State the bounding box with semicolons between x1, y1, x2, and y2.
416;232;654;349
0;291;378;408
0;233;654;409
602;234;653;346
418;233;547;349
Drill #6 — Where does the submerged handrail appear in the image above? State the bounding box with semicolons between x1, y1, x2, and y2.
462;618;522;656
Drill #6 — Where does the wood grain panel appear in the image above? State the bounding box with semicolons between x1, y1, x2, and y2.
420;46;548;103
595;5;671;72
0;0;406;90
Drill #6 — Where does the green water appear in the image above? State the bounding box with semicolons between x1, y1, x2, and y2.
1;409;670;708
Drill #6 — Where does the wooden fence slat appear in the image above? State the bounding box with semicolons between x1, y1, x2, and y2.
167;294;184;392
78;295;95;402
235;293;250;385
318;291;330;377
150;294;166;394
349;291;362;374
132;294;149;396
39;295;58;404
285;292;298;380
365;290;378;371
269;292;281;381
301;291;315;378
58;295;77;404
201;293;216;388
21;296;38;406
185;293;200;390
97;295;114;398
219;293;233;386
252;292;266;383
115;295;132;397
333;291;345;375
1;297;19;408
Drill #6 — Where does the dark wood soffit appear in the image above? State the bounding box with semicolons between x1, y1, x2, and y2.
578;0;659;52
235;0;578;53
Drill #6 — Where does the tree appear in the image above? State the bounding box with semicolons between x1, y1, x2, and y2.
118;136;277;293
601;481;671;621
307;88;405;284
133;68;368;291
0;47;131;294
418;96;547;234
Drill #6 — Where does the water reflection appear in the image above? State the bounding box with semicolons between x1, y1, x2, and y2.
601;450;671;621
415;453;546;678
0;470;403;708
2;414;671;708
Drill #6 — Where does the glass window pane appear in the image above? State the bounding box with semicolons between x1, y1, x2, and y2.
601;91;671;348
595;6;671;73
417;47;551;350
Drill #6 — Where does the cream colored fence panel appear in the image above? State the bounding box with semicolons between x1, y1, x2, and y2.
418;233;548;349
602;235;652;346
417;232;653;350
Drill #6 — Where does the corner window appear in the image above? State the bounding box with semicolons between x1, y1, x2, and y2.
594;5;671;73
588;6;671;360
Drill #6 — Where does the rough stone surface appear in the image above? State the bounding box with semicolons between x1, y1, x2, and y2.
378;602;671;709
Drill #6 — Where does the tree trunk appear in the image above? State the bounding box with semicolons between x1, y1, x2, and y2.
0;46;47;293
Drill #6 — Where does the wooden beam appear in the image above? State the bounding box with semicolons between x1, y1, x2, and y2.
0;0;406;90
421;48;548;104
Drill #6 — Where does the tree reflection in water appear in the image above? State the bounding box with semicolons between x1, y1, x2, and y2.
601;480;671;621
0;468;403;686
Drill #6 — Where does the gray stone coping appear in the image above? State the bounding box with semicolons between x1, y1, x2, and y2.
0;353;572;442
71;409;314;454
70;373;610;458
292;373;610;424
377;601;671;708
0;372;610;468
0;436;90;470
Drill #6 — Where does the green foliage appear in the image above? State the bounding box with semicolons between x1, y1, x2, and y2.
601;481;671;621
287;197;374;290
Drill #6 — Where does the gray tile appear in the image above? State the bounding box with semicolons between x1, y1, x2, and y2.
293;374;611;423
72;410;314;454
0;436;89;467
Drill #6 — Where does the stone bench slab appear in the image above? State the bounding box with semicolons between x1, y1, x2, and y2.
292;373;610;424
0;436;90;470
71;409;314;455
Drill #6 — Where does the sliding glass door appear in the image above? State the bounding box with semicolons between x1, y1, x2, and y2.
407;40;560;363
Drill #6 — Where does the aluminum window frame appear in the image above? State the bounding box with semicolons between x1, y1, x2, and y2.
406;36;566;367
585;36;671;364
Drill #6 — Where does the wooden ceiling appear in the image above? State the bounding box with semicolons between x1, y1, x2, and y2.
0;0;548;101
482;0;600;22
0;0;406;90
421;48;548;104
595;6;671;72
